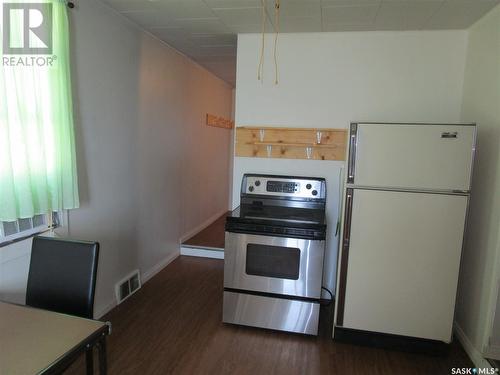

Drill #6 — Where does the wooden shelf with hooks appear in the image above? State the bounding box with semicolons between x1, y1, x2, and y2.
235;127;348;161
206;113;234;129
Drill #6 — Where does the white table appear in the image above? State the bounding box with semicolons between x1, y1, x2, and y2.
0;302;110;374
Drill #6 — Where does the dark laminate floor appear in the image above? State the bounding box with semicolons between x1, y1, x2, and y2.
68;256;473;375
182;212;229;249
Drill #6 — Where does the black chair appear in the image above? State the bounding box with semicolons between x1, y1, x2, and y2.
26;236;99;319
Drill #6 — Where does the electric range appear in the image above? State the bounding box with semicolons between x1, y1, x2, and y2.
223;174;327;335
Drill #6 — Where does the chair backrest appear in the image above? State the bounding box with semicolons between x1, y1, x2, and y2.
26;236;99;319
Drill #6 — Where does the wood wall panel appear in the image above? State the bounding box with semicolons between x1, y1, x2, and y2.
235;127;347;161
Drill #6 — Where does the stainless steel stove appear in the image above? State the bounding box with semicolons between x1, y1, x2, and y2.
223;174;327;335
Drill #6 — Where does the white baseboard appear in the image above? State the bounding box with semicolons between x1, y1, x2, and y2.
454;322;491;368
179;208;228;244
180;246;224;259
94;250;180;319
484;345;500;361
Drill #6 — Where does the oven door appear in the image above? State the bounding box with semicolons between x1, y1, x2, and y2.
224;232;325;299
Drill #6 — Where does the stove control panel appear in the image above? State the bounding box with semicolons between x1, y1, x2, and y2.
241;174;326;200
266;181;298;193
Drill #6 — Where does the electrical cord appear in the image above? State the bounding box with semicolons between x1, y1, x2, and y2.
257;0;280;84
257;0;266;81
320;286;334;306
321;286;333;299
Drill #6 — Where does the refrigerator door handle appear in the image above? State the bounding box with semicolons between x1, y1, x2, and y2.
336;188;354;326
343;191;353;245
347;124;357;183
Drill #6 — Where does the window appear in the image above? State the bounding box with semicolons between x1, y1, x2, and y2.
0;212;60;245
0;0;79;223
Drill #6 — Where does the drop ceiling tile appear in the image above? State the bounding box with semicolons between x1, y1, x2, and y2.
267;0;321;18
149;33;197;53
375;1;443;29
121;10;173;28
212;7;265;25
175;46;198;57
169;18;231;33
102;0;158;12
322;23;378;31
321;0;381;5
380;0;443;2
159;0;217;19
149;28;213;56
225;24;258;33
426;0;499;28
150;27;193;40
226;22;274;32
190;45;237;57
279;17;322;32
322;4;380;25
158;39;199;56
190;33;238;46
101;0;500;87
204;0;262;8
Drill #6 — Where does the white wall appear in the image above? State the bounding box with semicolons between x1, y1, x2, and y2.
0;231;61;305
233;31;468;295
0;0;233;317
456;4;500;361
0;239;33;304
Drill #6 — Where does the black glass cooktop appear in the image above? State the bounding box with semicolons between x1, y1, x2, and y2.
225;204;327;240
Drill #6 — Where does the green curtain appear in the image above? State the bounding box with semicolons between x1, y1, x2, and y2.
0;0;79;221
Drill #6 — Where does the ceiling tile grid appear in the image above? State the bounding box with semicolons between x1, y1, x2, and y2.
101;0;500;86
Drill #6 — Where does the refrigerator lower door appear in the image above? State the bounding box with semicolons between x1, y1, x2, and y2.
351;123;475;192
338;189;468;342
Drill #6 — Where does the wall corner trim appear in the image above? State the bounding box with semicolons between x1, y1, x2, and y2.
179;208;229;244
142;251;180;284
454;321;491;368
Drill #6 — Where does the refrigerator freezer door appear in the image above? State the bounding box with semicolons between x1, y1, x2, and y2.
340;189;467;342
352;123;475;191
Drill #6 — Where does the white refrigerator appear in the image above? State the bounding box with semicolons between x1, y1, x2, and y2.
334;122;476;343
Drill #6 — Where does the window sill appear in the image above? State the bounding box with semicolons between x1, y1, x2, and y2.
0;227;54;249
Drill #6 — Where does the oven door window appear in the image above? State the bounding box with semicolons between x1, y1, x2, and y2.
246;244;300;280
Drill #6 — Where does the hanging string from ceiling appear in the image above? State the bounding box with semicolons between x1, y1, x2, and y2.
257;0;281;85
273;0;280;85
257;0;266;82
